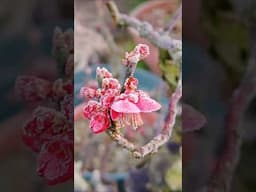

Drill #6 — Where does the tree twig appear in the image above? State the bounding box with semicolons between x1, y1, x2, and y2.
164;4;182;33
133;83;182;158
106;0;182;65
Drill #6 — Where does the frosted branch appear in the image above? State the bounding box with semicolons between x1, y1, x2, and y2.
164;4;182;32
106;1;182;65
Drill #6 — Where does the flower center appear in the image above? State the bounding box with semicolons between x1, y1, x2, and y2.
119;113;143;129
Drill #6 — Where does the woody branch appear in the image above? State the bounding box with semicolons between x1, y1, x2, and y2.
106;1;182;65
206;24;256;192
133;82;182;158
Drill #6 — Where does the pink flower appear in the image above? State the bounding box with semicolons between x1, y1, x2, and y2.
110;77;161;129
83;101;111;133
100;88;119;107
89;111;111;133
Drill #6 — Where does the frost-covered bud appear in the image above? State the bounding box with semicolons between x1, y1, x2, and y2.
15;76;52;102
122;44;150;66
134;44;150;60
80;87;97;99
124;77;139;91
96;67;113;79
102;77;121;90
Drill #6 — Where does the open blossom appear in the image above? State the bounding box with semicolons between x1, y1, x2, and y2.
110;77;161;129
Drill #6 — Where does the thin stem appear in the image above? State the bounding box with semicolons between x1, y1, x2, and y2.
121;60;137;93
164;4;182;32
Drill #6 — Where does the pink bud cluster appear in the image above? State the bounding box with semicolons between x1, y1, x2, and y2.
81;44;161;133
15;29;74;185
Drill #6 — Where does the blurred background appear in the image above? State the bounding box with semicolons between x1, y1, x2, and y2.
183;0;256;191
74;0;182;192
0;0;73;191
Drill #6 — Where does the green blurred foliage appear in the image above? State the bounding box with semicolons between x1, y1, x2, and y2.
159;49;180;92
165;156;182;191
128;0;149;9
202;0;250;86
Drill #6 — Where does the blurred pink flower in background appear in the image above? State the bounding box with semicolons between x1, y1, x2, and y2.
15;29;74;185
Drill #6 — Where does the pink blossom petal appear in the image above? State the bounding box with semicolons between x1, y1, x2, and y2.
111;99;140;113
135;44;150;59
137;94;161;112
83;101;100;119
110;109;120;121
89;113;110;134
182;104;207;133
